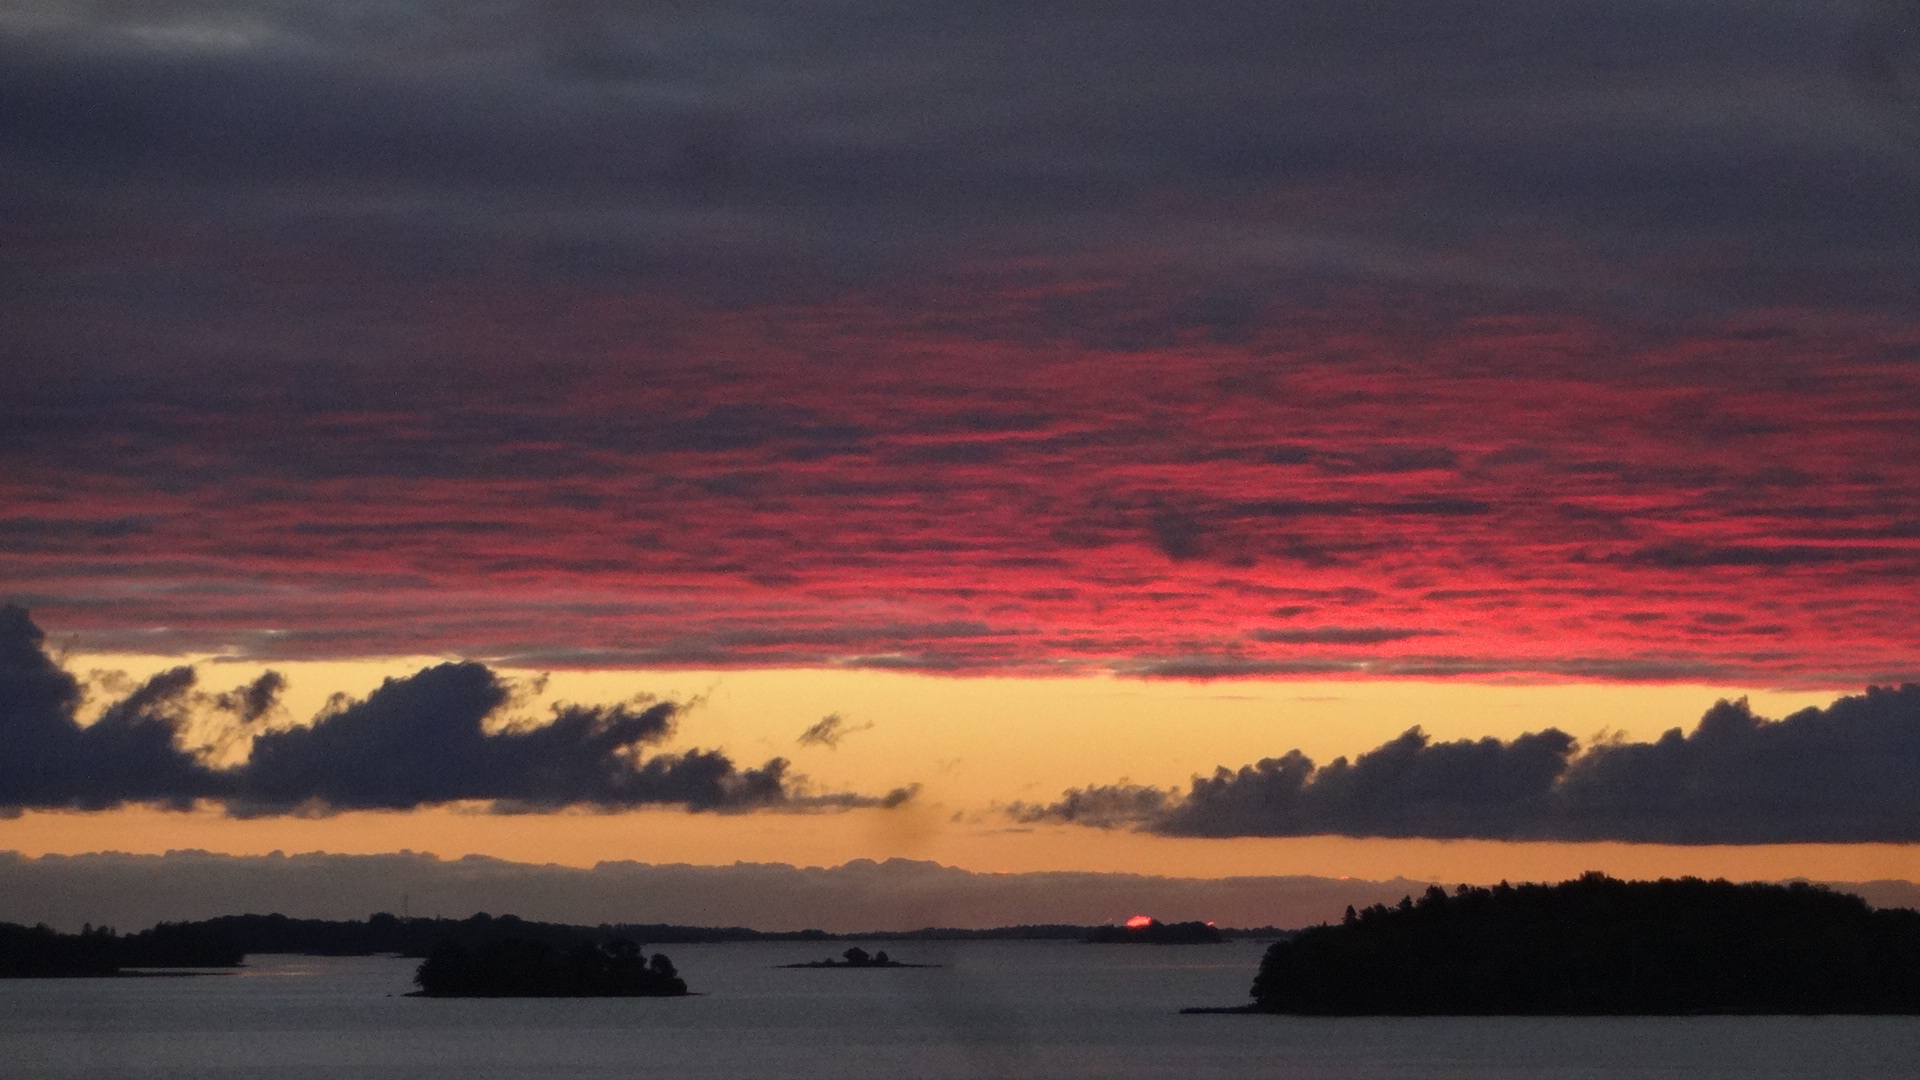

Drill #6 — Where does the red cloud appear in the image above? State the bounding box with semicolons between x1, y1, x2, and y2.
5;280;1919;687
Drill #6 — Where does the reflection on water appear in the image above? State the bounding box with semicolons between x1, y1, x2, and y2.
3;941;1919;1079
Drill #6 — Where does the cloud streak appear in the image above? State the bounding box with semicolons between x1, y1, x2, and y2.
6;850;1919;936
0;607;907;816
1016;686;1920;844
796;713;873;750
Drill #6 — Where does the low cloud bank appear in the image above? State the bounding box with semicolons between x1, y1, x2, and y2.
1016;688;1920;844
0;849;1461;932
0;606;906;816
3;851;1915;935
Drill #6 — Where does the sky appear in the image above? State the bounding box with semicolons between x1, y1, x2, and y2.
10;850;1920;933
4;1;1920;904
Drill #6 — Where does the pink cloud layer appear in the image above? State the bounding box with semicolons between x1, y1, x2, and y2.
7;281;1919;685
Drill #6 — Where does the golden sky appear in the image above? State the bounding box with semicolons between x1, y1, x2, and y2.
16;654;1912;887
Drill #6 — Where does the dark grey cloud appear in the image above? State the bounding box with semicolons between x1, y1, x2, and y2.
3;0;1918;328
1134;493;1493;567
1115;653;1759;681
1232;498;1493;518
0;606;221;813
1617;542;1906;569
487;622;1022;673
1016;685;1920;843
0;396;873;486
0;606;904;815
236;662;770;814
2;4;1919;683
1149;509;1208;561
1249;626;1444;645
796;713;872;750
1550;689;1920;843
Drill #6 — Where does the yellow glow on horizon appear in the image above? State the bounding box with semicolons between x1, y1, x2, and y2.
15;654;1905;886
4;803;1917;885
64;653;1843;808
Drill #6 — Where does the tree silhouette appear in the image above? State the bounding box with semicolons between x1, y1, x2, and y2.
1248;873;1920;1014
0;920;240;976
412;937;688;997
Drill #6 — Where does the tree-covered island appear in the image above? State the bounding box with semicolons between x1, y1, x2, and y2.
1194;873;1920;1015
411;938;689;997
780;946;933;968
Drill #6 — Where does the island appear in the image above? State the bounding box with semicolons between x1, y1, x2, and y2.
0;921;243;978
779;946;934;968
1084;918;1225;944
411;938;689;997
1186;873;1920;1015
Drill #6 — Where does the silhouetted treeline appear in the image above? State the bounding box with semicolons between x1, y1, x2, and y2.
190;911;830;956
118;921;247;966
1;921;242;976
1248;873;1920;1014
852;924;1094;941
142;913;1263;956
412;938;688;997
1085;919;1225;944
872;923;1267;941
0;923;118;976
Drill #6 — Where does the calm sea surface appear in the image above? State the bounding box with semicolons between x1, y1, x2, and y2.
4;940;1917;1079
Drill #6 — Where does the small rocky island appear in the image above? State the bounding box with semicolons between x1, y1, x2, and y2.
780;946;933;968
1084;918;1225;944
1191;873;1920;1015
411;938;689;997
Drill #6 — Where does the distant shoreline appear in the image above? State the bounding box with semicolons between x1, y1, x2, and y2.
1;921;244;978
777;961;940;968
1;912;1289;963
4;970;224;980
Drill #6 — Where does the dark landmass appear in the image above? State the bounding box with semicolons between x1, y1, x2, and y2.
1216;926;1292;942
780;946;935;968
186;911;832;957
1084;919;1226;944
411;937;688;997
852;924;1109;941
1;920;243;977
1215;873;1920;1015
126;912;1271;956
814;922;1268;942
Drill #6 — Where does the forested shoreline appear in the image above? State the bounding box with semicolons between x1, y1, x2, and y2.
1;910;1276;977
1238;874;1920;1015
0;921;243;976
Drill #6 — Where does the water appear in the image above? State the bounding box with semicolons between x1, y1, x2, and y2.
4;941;1918;1079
